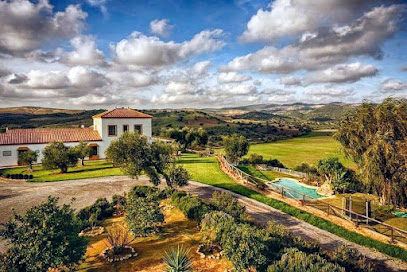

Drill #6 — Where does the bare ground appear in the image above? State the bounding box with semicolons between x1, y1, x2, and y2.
0;177;406;271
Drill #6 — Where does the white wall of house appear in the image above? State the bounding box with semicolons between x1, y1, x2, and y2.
0;116;152;167
0;141;100;167
94;117;152;158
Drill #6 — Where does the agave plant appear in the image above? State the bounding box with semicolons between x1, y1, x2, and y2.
163;244;193;272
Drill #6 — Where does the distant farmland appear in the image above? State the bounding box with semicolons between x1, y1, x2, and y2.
246;130;355;169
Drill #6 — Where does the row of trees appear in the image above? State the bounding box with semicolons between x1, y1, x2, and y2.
18;141;93;173
160;127;208;150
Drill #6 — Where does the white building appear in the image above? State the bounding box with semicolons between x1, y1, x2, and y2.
0;108;153;167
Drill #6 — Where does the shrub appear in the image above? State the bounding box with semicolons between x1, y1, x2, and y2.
211;191;249;221
163;245;193;272
18;174;23;179
331;245;374;272
267;248;345;272
173;194;210;222
105;225;135;253
28;174;33;179
0;196;87;272
265;159;285;168
111;194;127;207
23;174;28;179
200;211;235;244
128;186;161;201
6;174;10;179
77;198;114;225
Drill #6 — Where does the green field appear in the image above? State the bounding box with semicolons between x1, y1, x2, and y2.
0;160;123;182
247;131;354;168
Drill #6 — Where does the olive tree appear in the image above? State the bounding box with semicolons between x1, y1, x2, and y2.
42;141;79;173
223;134;249;164
334;98;407;206
17;150;38;172
0;196;87;272
105;132;190;187
75;141;92;166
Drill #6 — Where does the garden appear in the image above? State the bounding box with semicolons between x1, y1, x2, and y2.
0;185;379;272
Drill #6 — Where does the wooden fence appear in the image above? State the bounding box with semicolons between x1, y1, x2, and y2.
256;164;307;178
218;155;407;245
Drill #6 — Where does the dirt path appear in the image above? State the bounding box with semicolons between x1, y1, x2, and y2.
0;177;406;271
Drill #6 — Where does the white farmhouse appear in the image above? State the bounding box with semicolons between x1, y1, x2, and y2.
0;108;153;167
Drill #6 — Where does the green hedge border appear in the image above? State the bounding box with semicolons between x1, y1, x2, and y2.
206;180;407;263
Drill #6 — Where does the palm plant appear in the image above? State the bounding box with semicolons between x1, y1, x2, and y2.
163;244;193;272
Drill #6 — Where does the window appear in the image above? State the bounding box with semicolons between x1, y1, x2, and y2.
2;151;11;157
134;124;143;134
108;125;117;136
123;125;129;133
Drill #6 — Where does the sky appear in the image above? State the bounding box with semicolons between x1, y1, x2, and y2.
0;0;406;109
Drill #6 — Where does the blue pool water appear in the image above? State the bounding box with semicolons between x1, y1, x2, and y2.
268;178;325;199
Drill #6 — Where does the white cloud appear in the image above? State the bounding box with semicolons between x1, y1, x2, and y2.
113;29;225;67
60;36;106;66
0;0;87;55
262;88;295;95
224;5;405;74
305;63;378;85
22;70;69;89
240;0;370;43
106;71;155;88
165;81;195;95
305;88;355;97
150;19;174;37
380;79;407;92
280;76;302;86
86;0;108;16
217;72;251;83
67;66;107;88
191;61;212;77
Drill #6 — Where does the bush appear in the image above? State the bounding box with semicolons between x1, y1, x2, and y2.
128;186;161;201
111;194;127;206
211;191;249;221
125;192;164;237
6;174;10;179
331;245;374;272
171;191;210;222
267;248;345;272
77;198;114;225
23;174;28;179
28;174;33;179
18;174;23;179
265;159;285;168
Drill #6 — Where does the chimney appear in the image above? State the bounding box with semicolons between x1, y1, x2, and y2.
5;127;8;132
80;125;85;128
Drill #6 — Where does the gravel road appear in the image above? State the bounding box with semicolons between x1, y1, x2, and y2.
0;177;406;271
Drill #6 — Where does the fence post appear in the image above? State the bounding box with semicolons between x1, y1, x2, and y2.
355;213;359;226
391;227;394;243
281;188;284;198
327;204;330;215
302;194;305;206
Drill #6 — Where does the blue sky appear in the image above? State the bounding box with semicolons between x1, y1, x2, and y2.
0;0;406;109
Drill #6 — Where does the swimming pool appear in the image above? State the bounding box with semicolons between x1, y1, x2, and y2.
267;178;325;199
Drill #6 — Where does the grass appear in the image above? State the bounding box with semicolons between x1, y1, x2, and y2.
246;131;355;169
178;153;407;263
78;201;232;271
0;160;123;182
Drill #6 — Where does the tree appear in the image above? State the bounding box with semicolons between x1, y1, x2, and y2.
161;127;208;150
42;141;79;173
334;98;407;206
75;141;92;166
105;132;190;188
17;150;38;172
317;158;354;193
0;196;87;272
125;192;164;237
223;134;249;164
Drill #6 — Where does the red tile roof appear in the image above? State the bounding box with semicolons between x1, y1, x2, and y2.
0;127;102;146
93;108;152;119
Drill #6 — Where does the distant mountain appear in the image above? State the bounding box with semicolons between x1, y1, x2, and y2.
0;106;85;115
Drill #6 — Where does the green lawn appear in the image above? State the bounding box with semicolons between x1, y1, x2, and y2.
178;153;407;262
247;131;355;169
0;160;123;182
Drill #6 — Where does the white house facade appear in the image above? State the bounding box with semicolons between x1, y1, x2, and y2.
0;108;153;167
